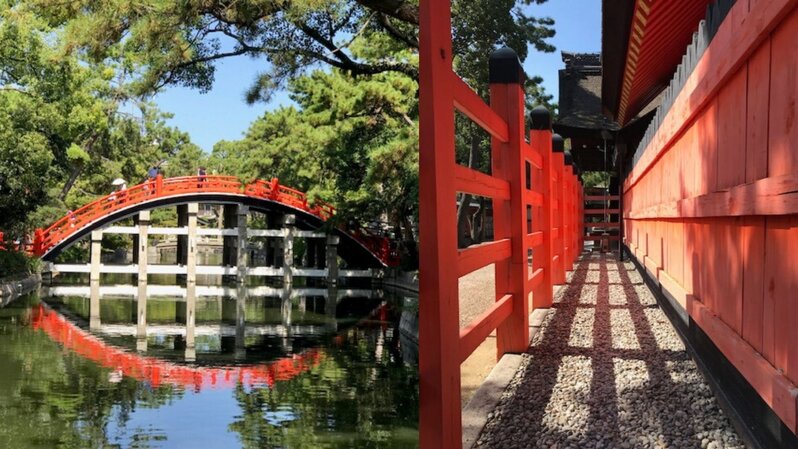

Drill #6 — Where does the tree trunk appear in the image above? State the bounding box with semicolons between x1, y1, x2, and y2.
59;164;83;201
398;212;418;270
456;127;482;248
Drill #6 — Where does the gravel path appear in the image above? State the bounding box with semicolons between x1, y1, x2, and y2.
474;253;744;449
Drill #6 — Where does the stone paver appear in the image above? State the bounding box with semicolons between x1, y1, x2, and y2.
474;253;744;449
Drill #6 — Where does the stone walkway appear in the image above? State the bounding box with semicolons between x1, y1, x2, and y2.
475;253;744;449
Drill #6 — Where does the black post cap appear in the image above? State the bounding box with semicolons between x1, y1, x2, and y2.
489;47;526;85
564;149;573;165
530;106;551;130
572;162;579;175
553;134;565;153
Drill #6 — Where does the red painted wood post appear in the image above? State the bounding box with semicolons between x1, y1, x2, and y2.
579;176;584;253
564;150;575;268
552;135;567;285
489;48;530;354
33;229;44;256
155;174;164;197
531;107;554;308
575;170;580;257
418;0;461;447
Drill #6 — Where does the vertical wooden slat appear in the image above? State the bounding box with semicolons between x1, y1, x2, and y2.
741;216;766;353
717;68;748;190
768;11;798;178
530;109;554;309
418;0;461;445
699;99;719;195
490;49;530;354
716;217;743;334
765;216;798;384
745;39;771;183
552;142;566;285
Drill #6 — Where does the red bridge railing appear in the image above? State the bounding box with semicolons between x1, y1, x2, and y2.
27;175;397;266
418;1;583;446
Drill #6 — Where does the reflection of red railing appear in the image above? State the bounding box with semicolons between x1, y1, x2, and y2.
26;175;397;266
30;304;323;390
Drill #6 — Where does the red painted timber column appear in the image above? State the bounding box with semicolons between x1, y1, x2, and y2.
490;48;531;355
418;0;460;446
531;107;554;308
564;149;576;268
573;161;582;262
551;135;567;285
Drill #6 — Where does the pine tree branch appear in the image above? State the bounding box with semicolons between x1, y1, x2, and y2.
354;0;419;25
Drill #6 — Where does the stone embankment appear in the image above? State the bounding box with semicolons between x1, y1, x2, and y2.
1;273;41;307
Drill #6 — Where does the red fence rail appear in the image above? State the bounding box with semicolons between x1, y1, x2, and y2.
24;175;397;267
418;2;584;445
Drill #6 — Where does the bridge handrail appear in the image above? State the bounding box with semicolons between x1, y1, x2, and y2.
29;175;400;266
34;175;337;257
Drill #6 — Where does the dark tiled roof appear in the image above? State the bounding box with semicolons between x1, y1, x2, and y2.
556;52;619;131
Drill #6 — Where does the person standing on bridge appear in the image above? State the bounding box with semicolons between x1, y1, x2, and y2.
146;166;159;196
197;166;207;188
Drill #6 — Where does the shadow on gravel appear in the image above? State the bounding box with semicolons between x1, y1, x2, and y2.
475;253;742;449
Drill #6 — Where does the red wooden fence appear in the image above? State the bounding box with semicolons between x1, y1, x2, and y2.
584;194;621;244
623;0;798;433
418;1;583;446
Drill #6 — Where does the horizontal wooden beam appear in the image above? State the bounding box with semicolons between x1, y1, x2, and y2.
454;164;511;201
527;267;544;290
522;142;544;170
452;74;510;143
457;239;511;278
525;190;543;207
583;235;621;241
458;294;513;363
584;222;620;228
585;209;620;214
625;174;798;219
526;231;543;248
585;195;620;201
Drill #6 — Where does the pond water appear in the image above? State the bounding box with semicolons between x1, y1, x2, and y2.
0;278;419;448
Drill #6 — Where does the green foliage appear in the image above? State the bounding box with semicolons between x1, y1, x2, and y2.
210;67;419;246
4;0;558;270
582;171;610;188
0;250;39;278
0;5;204;235
54;243;89;264
0;297;181;448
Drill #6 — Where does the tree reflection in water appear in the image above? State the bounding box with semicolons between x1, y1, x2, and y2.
0;290;419;448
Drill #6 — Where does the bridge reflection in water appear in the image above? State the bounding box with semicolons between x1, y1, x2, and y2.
0;283;419;448
40;282;384;366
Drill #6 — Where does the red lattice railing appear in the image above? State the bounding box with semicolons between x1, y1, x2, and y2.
26;175;397;266
418;1;584;446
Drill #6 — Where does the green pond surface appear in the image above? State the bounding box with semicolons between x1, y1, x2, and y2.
0;284;419;448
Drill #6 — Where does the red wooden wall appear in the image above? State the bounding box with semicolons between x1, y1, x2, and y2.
623;0;798;433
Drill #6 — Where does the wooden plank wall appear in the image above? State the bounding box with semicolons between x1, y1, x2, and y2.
623;1;798;434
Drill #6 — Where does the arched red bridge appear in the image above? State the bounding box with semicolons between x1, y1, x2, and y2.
29;175;398;267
